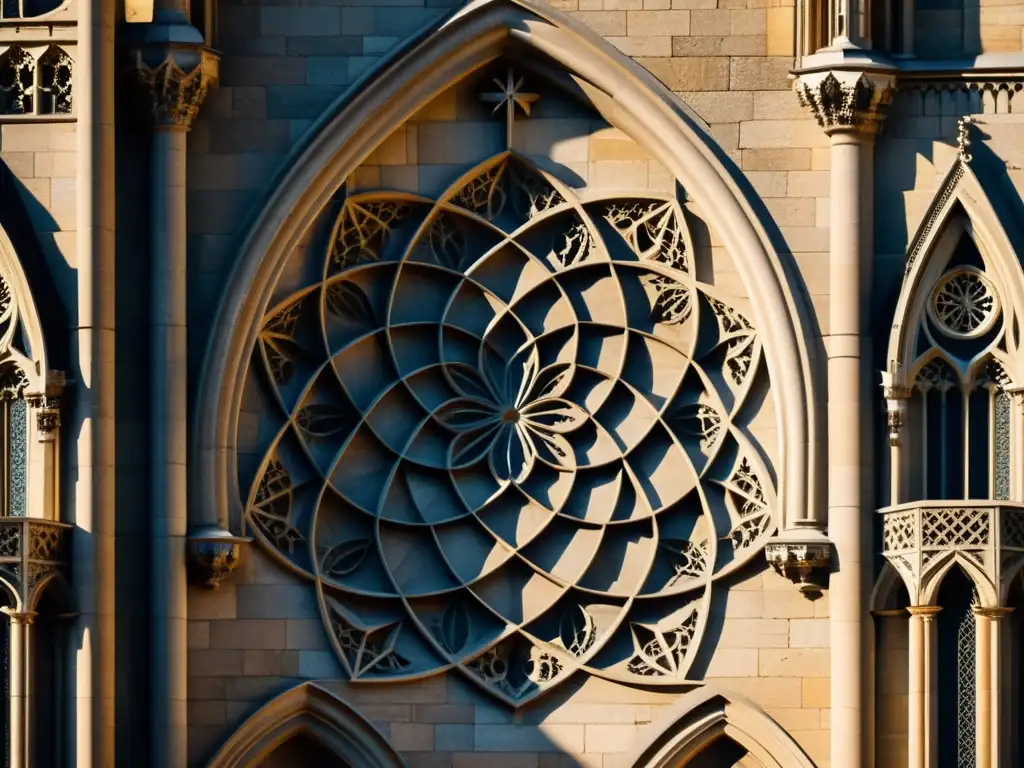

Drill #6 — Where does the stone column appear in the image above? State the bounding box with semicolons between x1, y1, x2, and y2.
974;607;1012;768
74;0;117;756
796;69;894;768
130;16;218;768
3;610;35;768
907;605;941;768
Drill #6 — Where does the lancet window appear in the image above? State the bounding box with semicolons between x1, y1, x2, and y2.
888;226;1019;505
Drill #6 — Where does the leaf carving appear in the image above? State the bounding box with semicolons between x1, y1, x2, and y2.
440;601;470;654
322;539;371;578
326;281;376;325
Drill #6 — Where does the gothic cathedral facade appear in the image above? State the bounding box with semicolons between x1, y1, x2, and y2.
0;0;1021;764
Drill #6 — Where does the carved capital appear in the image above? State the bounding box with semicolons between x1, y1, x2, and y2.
134;47;219;130
187;527;249;589
973;606;1013;619
765;528;832;595
907;604;943;621
795;70;895;135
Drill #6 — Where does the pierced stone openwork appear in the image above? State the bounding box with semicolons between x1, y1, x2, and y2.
879;502;1024;604
0;45;73;117
242;153;776;705
928;267;999;339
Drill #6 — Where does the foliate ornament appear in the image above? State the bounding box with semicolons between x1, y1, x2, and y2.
927;267;999;339
243;152;776;705
133;47;219;129
38;46;73;115
957;116;975;163
795;70;895;135
0;46;35;115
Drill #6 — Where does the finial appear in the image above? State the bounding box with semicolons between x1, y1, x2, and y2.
478;68;540;150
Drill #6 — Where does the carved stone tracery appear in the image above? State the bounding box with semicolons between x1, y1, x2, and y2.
242;152;778;705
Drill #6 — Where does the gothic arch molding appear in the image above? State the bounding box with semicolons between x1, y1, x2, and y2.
205;682;404;768
193;0;826;543
887;157;1024;384
624;684;818;768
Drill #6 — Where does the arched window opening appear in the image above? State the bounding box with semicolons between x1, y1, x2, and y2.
901;233;1012;502
936;567;977;768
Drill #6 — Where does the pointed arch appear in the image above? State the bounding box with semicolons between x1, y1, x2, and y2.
193;0;826;540
624;684;818;768
919;551;998;608
205;682;404;768
888;157;1024;383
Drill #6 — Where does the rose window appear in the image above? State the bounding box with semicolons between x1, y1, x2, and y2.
928;267;999;339
244;153;777;705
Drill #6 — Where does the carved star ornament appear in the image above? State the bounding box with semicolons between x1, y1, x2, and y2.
241;71;778;707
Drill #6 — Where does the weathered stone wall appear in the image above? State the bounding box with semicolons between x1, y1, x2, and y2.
187;549;830;766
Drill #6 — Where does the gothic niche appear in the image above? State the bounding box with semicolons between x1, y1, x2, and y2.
242;152;777;705
903;243;1013;502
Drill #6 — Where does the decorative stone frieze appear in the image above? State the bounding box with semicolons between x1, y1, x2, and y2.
0;517;72;608
127;10;218;130
765;523;832;594
879;501;1024;605
795;70;895;134
186;527;248;588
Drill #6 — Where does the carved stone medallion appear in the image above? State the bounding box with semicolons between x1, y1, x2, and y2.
243;152;777;705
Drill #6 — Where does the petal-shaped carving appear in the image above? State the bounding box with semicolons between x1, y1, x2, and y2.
439;600;470;655
445;364;495;402
529;363;574;401
325;281;376;326
521;398;587;434
297;403;352;437
322;539;371;578
449;422;502;468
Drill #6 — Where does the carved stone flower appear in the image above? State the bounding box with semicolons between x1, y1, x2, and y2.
436;350;586;483
245;152;776;706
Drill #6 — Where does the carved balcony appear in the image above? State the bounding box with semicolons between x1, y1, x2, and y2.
0;517;72;608
879;501;1024;605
